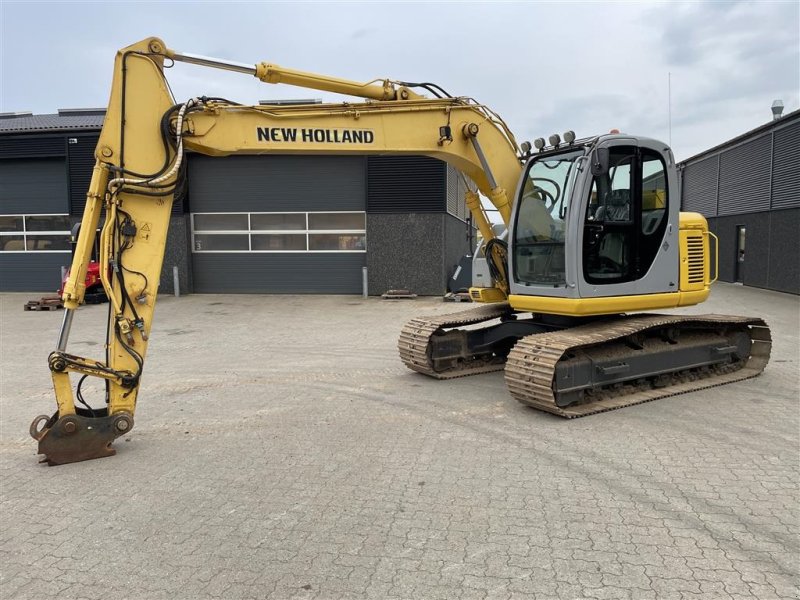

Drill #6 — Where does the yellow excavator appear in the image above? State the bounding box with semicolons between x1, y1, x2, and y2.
29;37;770;465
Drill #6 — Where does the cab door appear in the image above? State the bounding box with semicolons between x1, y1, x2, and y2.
578;141;678;297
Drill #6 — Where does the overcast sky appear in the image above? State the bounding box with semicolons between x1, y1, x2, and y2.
1;1;798;161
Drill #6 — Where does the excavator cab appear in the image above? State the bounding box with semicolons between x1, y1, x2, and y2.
507;136;692;316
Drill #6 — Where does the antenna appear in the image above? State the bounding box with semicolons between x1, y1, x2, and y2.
668;72;672;147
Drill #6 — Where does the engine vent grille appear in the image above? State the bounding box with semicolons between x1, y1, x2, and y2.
686;235;705;284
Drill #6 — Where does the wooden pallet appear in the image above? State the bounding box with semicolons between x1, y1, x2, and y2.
381;289;418;300
24;296;64;311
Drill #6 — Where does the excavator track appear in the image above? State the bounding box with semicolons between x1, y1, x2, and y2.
505;314;771;417
398;302;512;379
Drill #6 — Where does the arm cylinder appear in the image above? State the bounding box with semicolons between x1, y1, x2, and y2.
255;63;400;100
167;46;421;102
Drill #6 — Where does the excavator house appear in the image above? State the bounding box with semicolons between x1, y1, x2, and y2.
29;37;771;465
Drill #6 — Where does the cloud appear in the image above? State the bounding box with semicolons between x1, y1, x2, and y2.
637;0;799;158
0;1;796;162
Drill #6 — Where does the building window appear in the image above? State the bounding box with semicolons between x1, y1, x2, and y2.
0;214;70;252
191;212;366;253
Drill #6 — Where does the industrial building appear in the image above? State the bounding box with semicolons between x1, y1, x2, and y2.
680;107;799;294
0;110;472;295
3;107;798;296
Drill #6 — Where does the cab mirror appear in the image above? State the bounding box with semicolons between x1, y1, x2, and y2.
591;148;610;176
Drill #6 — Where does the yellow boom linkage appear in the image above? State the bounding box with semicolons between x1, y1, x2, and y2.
30;37;523;464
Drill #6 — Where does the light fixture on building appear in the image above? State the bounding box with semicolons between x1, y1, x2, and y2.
771;100;784;121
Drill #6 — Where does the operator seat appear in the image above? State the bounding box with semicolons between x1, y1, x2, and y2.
594;189;631;222
591;189;631;279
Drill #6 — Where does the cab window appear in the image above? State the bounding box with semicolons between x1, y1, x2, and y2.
582;146;669;284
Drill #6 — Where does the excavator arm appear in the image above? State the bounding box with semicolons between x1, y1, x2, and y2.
30;36;524;465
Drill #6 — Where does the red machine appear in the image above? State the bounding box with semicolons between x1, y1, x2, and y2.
58;261;107;304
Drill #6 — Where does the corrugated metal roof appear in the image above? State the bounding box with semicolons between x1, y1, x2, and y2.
0;112;104;134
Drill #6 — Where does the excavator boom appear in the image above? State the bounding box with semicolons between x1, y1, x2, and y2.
30;37;523;465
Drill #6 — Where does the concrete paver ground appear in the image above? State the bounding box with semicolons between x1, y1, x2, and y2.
0;283;798;599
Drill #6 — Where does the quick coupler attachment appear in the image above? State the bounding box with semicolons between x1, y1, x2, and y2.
29;409;133;466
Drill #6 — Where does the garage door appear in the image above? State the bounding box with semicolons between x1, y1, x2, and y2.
0;158;71;291
188;155;367;293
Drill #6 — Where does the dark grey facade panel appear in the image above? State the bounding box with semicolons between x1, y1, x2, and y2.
444;214;472;283
445;165;470;221
0;252;67;292
0;136;65;159
159;216;192;295
367;156;446;213
771;120;800;210
67;135;99;215
707;208;799;294
446;165;458;217
366;213;444;295
767;209;799;293
717;134;771;216
0;158;69;214
192;253;365;294
681;155;718;216
457;174;469;221
187;155;366;213
709;214;769;287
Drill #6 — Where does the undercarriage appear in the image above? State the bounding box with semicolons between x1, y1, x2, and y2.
398;304;771;416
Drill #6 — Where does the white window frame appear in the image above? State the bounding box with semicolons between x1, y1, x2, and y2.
0;214;71;253
191;211;367;253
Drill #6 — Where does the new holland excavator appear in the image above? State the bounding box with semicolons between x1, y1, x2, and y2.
29;37;771;465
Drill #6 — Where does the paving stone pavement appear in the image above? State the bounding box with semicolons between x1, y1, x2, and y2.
1;283;798;599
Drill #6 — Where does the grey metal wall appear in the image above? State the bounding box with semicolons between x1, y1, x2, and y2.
160;216;192;295
446;165;470;220
681;155;718;216
67;135;99;215
718;134;772;216
682;117;800;216
0;135;64;159
680;115;799;294
364;156;471;295
708;208;799;294
766;208;800;293
0;158;68;214
367;156;446;213
192;253;365;293
188;155;366;212
444;213;473;283
772;122;800;210
0;130;183;293
187;154;468;296
0;157;70;291
0;253;67;292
